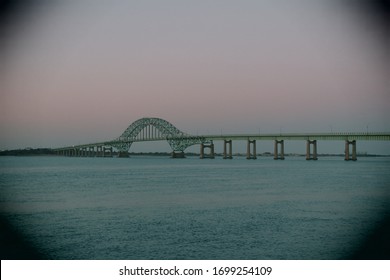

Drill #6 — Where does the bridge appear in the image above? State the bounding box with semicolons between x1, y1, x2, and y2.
54;117;390;161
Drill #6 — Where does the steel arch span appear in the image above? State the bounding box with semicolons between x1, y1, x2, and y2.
111;117;206;152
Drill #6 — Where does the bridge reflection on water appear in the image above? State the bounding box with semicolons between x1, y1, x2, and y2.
54;117;390;161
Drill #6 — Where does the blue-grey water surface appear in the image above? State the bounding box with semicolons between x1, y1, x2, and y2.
0;156;389;259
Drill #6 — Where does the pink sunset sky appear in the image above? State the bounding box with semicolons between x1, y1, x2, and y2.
1;0;389;153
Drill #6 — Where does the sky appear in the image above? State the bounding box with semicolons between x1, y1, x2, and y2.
1;0;389;153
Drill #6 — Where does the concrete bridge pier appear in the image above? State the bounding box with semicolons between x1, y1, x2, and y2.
274;140;285;160
223;140;233;159
200;142;215;159
306;140;318;160
96;146;103;157
118;151;130;158
246;140;257;159
88;147;95;157
345;140;357;161
103;147;113;157
171;151;185;158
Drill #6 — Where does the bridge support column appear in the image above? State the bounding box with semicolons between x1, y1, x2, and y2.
103;147;113;157
171;151;185;158
200;142;215;159
88;147;95;157
96;146;103;157
223;140;233;159
118;151;130;158
306;140;318;160
246;140;257;159
345;140;357;161
274;140;285;160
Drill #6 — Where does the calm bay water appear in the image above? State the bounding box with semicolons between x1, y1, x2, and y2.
0;155;389;259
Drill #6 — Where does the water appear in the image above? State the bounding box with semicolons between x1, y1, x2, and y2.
0;155;389;259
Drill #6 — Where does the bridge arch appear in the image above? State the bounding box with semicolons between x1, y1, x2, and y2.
112;117;205;152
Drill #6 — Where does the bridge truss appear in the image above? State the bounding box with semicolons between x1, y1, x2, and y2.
108;117;206;152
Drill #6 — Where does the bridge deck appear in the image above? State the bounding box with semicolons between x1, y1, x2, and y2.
202;132;390;141
54;132;390;150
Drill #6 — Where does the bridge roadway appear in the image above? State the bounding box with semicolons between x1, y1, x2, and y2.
55;132;390;161
202;132;390;141
54;117;390;160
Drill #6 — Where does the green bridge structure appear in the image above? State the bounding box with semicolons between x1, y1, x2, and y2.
54;117;390;161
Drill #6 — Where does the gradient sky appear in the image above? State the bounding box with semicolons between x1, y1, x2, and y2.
1;0;389;153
